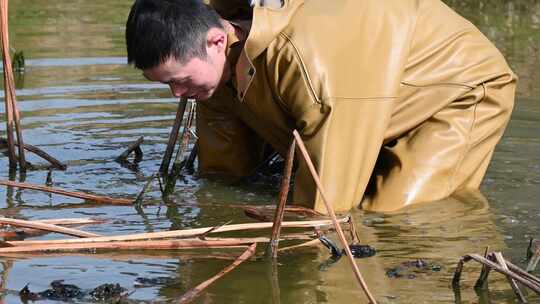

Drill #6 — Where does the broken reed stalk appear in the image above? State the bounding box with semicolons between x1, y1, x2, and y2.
493;252;527;302
165;100;196;194
453;253;540;294
0;217;99;238
348;214;361;244
178;243;257;303
116;136;143;162
184;140;198;173
292;130;377;304
171;100;196;170
1;0;25;169
0;218;105;239
0;251;249;261
278;238;321;252
0;180;133;205
266;138;295;259
0;239;258;253
527;241;540;273
12;218;105;226
5;218;346;247
474;246;490;289
505;259;540;286
159;97;188;175
0;138;65;170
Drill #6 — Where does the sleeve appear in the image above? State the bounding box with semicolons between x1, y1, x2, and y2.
196;86;266;178
267;40;395;214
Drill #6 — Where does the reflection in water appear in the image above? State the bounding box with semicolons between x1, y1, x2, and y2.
0;0;538;303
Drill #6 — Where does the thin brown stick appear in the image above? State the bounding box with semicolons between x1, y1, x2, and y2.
3;0;25;169
197;220;233;240
177;243;257;303
0;218;105;239
184;141;198;172
527;245;540;273
505;259;540;286
474;246;490;289
171;100;196;171
1;0;17;168
16;218;105;226
0;180;133;205
459;254;540;293
116;136;144;162
278;239;321;252
6;218;346;247
165;100;196;194
293;130;377;304
0;137;65;170
0;239;256;253
348;214;361;244
160;98;188;175
452;259;464;289
494;252;527;302
266;138;295;259
244;205;323;222
0;217;99;238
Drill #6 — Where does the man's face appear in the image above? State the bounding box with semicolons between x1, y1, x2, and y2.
143;54;225;101
142;28;228;101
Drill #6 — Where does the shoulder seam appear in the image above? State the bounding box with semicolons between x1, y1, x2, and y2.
278;32;321;104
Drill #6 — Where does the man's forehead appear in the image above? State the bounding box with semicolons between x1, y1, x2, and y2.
142;58;188;82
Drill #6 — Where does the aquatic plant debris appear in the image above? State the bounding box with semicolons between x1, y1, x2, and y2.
19;280;128;302
453;251;540;301
386;259;442;279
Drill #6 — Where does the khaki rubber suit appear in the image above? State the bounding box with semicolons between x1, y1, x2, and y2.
197;0;516;214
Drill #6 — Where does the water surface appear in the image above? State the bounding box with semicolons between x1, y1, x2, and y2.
0;1;539;303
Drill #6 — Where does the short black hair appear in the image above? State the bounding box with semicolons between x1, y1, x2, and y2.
126;0;224;70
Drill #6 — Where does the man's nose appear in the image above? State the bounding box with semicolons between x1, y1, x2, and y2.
169;83;187;97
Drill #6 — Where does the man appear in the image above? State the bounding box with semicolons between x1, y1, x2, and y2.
126;0;516;214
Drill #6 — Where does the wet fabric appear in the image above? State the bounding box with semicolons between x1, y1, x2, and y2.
198;0;517;213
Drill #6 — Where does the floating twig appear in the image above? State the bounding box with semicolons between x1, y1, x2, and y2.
292;130;377;304
197;220;233;240
0;138;66;170
116;136;144;162
5;218;347;247
278;239;321;252
0;239;256;253
177;243;257;303
0;217;99;238
0;180;133;205
266;138;295;259
159;97;188;175
0;218;106;239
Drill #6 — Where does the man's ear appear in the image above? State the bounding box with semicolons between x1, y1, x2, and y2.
206;28;227;54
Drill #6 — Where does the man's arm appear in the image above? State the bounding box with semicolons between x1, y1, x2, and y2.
196;86;266;178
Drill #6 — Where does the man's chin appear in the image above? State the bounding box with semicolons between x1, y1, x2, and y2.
195;89;216;101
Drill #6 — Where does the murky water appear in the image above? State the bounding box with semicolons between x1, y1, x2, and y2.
0;1;538;303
